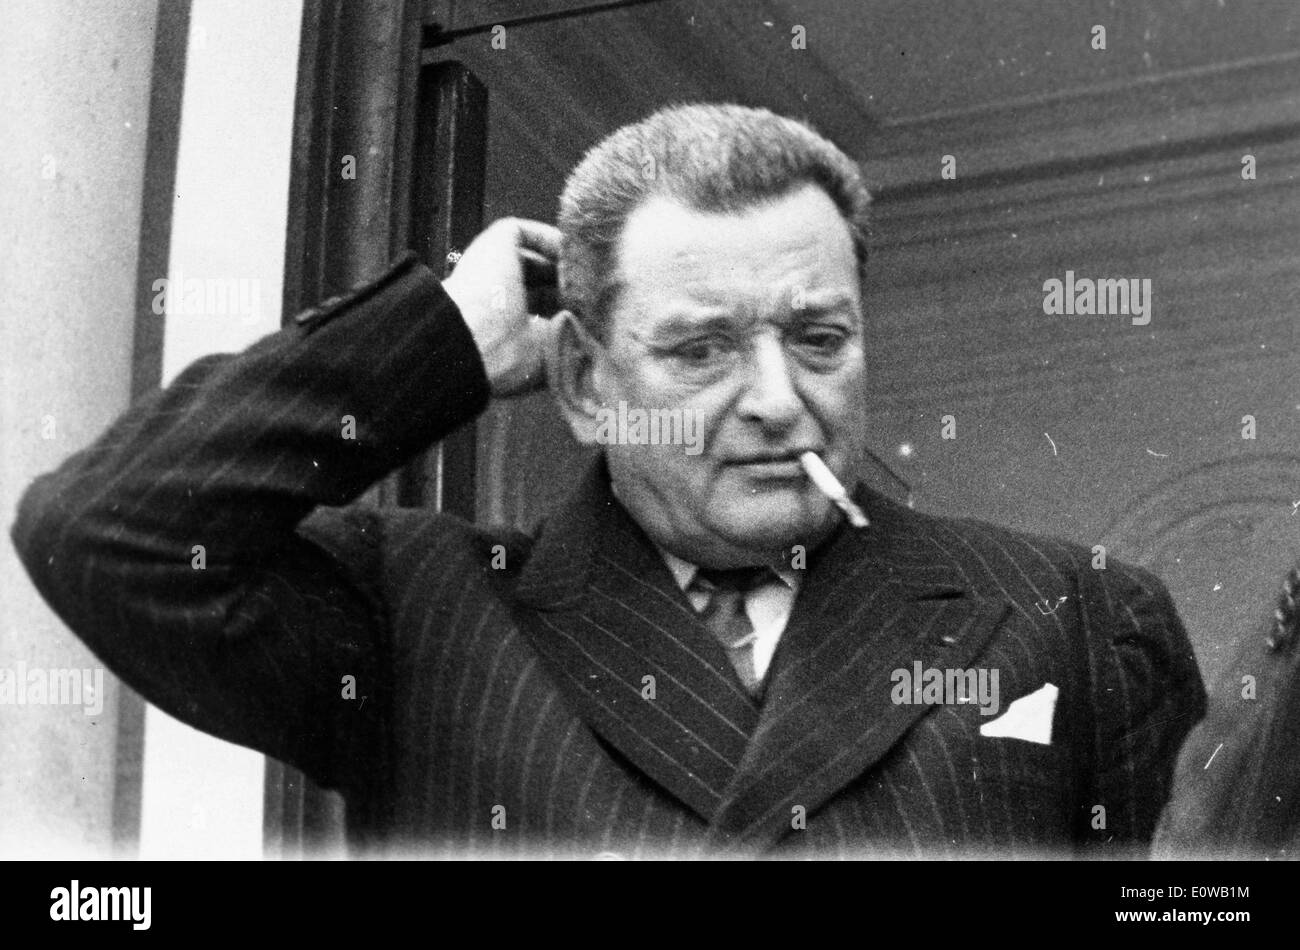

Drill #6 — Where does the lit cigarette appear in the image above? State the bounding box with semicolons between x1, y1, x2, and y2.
799;452;869;528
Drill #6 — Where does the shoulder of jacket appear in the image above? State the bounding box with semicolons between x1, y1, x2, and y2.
908;504;1094;577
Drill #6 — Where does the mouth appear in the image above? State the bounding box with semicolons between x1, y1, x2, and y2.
728;451;820;481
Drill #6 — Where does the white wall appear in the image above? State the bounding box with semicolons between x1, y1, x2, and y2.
0;0;158;860
139;0;303;860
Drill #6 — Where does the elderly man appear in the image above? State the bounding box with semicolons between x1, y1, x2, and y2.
12;103;1204;859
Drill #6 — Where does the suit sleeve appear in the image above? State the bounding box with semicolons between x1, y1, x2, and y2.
8;253;490;794
1075;561;1207;851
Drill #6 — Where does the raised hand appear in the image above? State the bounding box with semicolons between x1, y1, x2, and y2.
441;217;563;398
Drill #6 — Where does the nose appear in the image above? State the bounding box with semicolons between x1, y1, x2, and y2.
735;335;804;430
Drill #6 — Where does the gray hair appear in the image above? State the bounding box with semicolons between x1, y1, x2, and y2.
557;102;872;340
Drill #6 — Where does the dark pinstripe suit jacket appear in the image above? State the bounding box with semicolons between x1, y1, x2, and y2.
12;254;1206;859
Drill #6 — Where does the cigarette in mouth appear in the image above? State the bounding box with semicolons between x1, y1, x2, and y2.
799;452;870;529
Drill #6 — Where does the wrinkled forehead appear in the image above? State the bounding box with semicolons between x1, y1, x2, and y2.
607;185;861;332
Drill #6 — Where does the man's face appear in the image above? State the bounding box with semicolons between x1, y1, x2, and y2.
589;182;869;568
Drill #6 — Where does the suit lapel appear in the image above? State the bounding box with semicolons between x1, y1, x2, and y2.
513;459;760;824
707;487;1011;853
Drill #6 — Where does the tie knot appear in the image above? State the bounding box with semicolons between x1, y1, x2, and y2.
693;566;774;595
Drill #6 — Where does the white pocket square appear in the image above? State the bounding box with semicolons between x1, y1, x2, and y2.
979;682;1058;745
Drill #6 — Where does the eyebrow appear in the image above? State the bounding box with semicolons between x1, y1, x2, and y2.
789;290;857;313
639;289;859;342
645;313;747;340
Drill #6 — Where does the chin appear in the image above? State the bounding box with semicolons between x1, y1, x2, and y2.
709;495;838;552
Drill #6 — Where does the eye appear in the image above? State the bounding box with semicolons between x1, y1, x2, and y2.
672;337;731;364
792;325;848;353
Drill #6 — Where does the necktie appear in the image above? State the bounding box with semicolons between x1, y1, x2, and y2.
693;566;773;699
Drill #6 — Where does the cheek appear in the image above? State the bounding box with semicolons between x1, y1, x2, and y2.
627;381;734;443
606;445;715;517
801;369;867;424
605;362;689;409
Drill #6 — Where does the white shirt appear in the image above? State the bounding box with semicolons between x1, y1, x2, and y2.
656;547;801;681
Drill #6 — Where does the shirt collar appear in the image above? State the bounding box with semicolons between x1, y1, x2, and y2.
656;545;800;595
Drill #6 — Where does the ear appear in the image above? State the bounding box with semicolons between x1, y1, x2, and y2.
547;311;607;446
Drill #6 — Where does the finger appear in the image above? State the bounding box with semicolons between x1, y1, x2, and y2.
512;219;562;261
503;315;555;396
